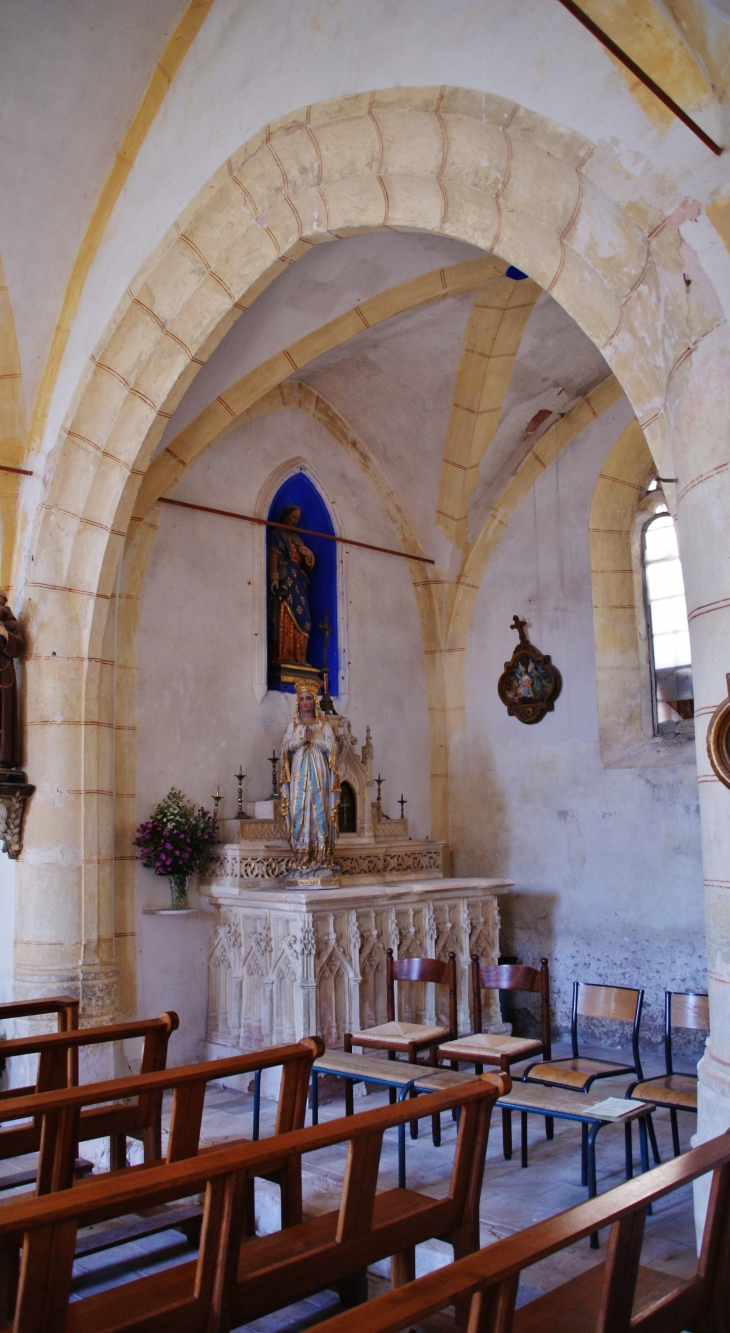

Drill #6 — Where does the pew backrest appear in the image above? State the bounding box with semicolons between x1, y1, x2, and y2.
316;1127;730;1333
0;996;79;1097
0;1036;323;1193
0;1072;504;1333
0;1012;179;1174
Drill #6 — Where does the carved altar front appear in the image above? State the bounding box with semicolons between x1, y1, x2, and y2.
203;877;511;1055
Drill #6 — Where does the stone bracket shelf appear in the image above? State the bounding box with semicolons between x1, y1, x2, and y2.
0;777;35;859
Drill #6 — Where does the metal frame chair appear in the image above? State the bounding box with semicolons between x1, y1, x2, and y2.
628;990;709;1157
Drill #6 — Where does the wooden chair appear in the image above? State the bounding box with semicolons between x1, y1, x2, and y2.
0;1072;506;1333
628;989;709;1157
437;956;551;1160
319;1127;730;1333
344;948;458;1141
0;1012;179;1186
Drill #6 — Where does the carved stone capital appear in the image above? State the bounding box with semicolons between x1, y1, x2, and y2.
0;777;34;859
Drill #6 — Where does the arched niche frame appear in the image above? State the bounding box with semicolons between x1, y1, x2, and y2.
252;457;349;707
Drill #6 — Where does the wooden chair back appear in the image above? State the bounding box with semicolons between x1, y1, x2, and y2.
0;995;80;1094
669;990;709;1032
665;990;709;1077
318;1128;730;1333
386;948;458;1034
573;982;644;1078
0;1013;179;1171
0;1037;323;1196
0;1073;505;1333
472;956;550;1054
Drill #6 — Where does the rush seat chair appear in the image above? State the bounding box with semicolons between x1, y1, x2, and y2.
344;949;458;1140
628;990;709;1157
436;956;551;1160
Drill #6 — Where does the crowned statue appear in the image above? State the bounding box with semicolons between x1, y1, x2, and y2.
280;679;341;879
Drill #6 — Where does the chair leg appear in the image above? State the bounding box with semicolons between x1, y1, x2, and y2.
581;1123;588;1187
409;1086;419;1139
647;1113;661;1165
430;1048;441;1146
501;1107;512;1161
521;1111;528;1169
345;1079;354;1117
545;1115;554;1140
408;1045;419;1139
243;1177;256;1237
670;1108;681;1158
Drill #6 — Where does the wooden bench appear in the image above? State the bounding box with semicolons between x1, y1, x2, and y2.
311;1049;476;1185
318;1127;730;1333
0;1013;178;1192
495;1082;656;1247
0;1037;322;1247
0;996;80;1103
0;1072;506;1332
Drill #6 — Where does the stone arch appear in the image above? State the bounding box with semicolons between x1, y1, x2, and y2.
18;85;709;1016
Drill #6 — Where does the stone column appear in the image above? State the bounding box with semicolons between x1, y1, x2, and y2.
671;327;730;1232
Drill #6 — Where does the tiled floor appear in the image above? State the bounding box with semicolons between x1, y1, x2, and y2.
0;1044;700;1330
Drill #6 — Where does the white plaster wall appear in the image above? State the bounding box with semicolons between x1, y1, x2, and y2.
135;407;430;1054
454;398;706;1047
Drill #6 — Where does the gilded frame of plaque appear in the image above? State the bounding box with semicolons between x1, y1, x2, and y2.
706;675;730;791
497;615;562;726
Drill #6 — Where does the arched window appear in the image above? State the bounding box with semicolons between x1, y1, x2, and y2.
338;781;357;834
643;506;693;732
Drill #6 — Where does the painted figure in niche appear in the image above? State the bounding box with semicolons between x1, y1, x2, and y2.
268;505;315;666
280;679;340;871
0;593;24;769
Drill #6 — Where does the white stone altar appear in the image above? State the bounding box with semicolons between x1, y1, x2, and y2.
203;876;512;1056
202;710;511;1067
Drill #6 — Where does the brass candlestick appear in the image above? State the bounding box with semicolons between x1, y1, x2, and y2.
235;767;250;820
211;786;222;823
268;750;279;799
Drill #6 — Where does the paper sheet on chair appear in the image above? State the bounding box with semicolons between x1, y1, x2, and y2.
588;1097;643;1118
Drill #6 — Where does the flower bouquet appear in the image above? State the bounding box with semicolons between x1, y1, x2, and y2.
134;787;218;910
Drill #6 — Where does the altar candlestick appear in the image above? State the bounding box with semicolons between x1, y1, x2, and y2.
211;786;222;823
375;773;384;803
398;793;407;819
268;751;279;799
235;767;250;820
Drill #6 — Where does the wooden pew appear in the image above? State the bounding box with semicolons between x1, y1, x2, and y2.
0;1037;322;1233
0;997;80;1102
318;1127;730;1333
0;1072;506;1333
0;1013;178;1184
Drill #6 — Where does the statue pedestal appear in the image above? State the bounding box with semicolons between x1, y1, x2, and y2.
203;876;512;1076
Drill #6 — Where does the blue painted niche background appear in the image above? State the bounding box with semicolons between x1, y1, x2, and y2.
267;473;339;694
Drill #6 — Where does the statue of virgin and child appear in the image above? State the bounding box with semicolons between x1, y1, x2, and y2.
280;678;340;877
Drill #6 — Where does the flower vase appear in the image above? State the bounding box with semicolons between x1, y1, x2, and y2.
168;872;191;910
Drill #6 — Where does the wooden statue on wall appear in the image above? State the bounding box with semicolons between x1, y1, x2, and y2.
0;592;34;858
497;614;562;725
